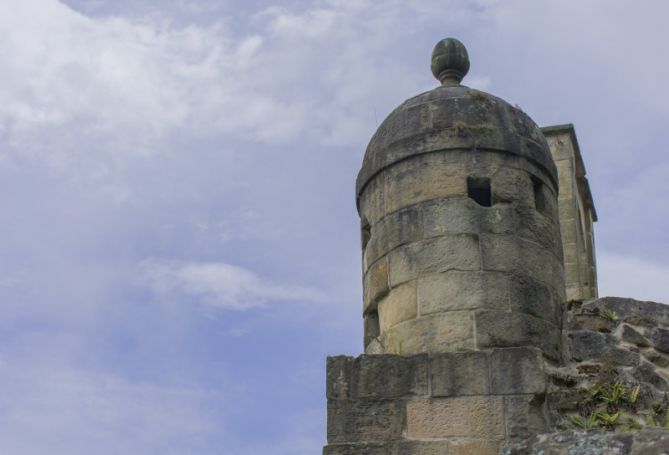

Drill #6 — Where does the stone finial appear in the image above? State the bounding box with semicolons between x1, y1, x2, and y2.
431;38;470;86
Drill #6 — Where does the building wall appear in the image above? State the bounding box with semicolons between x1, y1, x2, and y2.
542;124;598;302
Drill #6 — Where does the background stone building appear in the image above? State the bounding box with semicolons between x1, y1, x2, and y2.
543;124;598;302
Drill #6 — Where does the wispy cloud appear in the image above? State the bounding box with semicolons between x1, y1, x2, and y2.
139;259;322;310
0;362;219;455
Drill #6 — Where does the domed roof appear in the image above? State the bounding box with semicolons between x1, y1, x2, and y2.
356;38;557;198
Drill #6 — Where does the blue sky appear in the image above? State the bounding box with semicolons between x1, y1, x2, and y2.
0;0;668;453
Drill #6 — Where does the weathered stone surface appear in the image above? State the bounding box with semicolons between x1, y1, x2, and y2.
503;429;669;455
431;351;490;396
363;257;389;313
388;234;480;287
382;153;467;215
396;440;451;455
491;347;546;394
366;206;422;266
325;433;500;454
643;349;669;368
475;310;561;360
652;328;669;353
327;399;404;443
622;324;651;347
406;396;504;438
504;394;549;441
569;330;606;361
571;313;617;333
584;297;669;328
323;442;395;455
327;356;354;400
382;312;474;354
509;274;561;326
421;197;482;238
358;176;385;226
633;361;669;392
449;440;500;455
603;345;640;367
351;355;428;399
491;167;533;205
514;204;561;253
378;281;417;332
357;86;558;197
417;271;509;315
364;313;380;349
480;234;563;289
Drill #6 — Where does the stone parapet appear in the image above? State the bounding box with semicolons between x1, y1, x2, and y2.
324;348;549;455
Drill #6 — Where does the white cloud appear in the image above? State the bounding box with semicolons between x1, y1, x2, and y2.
139;259;322;310
598;251;669;304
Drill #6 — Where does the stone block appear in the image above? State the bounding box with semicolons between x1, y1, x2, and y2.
327;399;404;443
480;204;517;235
475;310;561;361
364;313;380;349
515;205;562;254
365;337;383;354
396;440;451;455
509;274;561;326
323;442;395;455
568;330;606;362
570;313;617;332
351;354;428;398
406;396;504;438
491;167;533;205
327;356;354;400
633;362;669;392
421;197;482;238
643;350;669;368
449;440;500;455
558;218;579;245
652;328;669;353
431;351;490;396
603;346;640;367
480;234;563;290
583;297;669;328
379;281;417;332
418;271;509;315
363;258;389;313
563;261;581;288
561;241;578;264
358;176;385;226
382;312;475;355
388;234;481;287
491;347;546;394
504;394;549;441
383;155;466;215
366;206;423;266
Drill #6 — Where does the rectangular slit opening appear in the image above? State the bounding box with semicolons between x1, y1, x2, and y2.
467;177;492;207
364;310;380;348
532;176;547;215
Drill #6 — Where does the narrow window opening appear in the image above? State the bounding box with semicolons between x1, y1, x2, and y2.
364;310;380;348
360;218;371;250
467;177;492;207
532;176;547;215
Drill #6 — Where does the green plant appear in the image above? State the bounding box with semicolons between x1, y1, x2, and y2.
595;411;620;430
569;413;597;430
601;309;620;322
568;381;642;431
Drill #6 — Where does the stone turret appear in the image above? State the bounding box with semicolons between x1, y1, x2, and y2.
324;37;669;455
358;38;566;361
